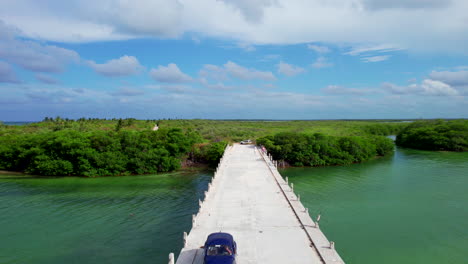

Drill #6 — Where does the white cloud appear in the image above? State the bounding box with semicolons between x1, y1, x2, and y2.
199;78;233;90
361;55;391;62
311;57;333;69
13;84;111;105
2;1;467;53
237;42;256;51
150;63;193;83
87;55;143;77
35;73;59;84
345;44;403;56
110;87;145;97
429;70;468;86
381;82;420;95
0;61;19;83
218;0;278;23
382;79;459;96
322;85;377;95
420;79;459;96
160;84;197;94
200;62;276;82
277;61;305;76
223;61;276;81
199;64;228;81
428;69;468;95
363;0;450;10
307;44;330;54
261;54;281;61
0;21;79;73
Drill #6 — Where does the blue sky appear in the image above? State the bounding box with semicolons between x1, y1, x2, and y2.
1;0;467;121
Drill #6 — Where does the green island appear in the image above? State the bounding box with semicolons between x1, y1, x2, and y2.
396;119;468;151
0;118;466;177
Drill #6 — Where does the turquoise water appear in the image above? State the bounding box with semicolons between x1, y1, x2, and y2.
281;148;468;264
0;147;467;263
0;170;212;264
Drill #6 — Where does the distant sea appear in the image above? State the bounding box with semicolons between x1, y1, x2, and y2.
2;121;35;126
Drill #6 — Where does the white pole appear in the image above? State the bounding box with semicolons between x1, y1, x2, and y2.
168;253;175;264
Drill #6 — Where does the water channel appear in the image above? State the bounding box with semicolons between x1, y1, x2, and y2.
0;147;467;263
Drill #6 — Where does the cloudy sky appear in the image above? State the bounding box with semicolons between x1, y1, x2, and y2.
1;0;467;121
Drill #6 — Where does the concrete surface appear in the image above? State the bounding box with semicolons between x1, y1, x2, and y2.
175;144;344;264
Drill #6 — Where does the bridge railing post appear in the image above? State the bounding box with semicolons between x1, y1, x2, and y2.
168;253;174;264
183;232;188;247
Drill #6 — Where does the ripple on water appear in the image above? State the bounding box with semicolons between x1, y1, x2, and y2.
0;171;213;264
281;148;468;264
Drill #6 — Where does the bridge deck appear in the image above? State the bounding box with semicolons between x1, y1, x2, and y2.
175;144;344;264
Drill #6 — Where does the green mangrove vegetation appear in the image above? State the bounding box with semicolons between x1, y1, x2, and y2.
0;117;428;176
0;128;210;176
396;119;468;151
257;132;394;166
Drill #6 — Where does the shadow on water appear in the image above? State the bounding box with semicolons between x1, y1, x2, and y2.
0;170;213;264
281;147;468;264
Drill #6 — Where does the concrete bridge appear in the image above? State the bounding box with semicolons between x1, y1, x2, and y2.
169;144;344;264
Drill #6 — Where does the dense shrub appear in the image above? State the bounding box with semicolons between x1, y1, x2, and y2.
0;128;203;176
190;141;227;166
396;120;468;151
361;123;407;136
257;132;394;166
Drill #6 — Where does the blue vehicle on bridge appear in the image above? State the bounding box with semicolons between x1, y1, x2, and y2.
203;232;237;264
